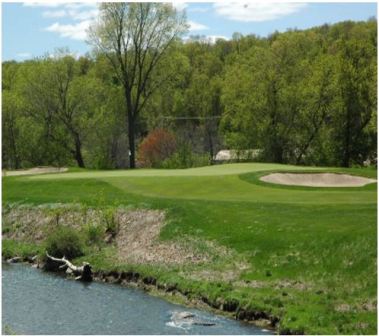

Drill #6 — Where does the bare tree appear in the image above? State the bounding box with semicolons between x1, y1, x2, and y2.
88;3;188;168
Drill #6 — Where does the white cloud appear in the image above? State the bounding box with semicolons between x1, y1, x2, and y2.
42;10;66;18
188;20;208;31
45;20;91;40
213;2;307;22
67;8;99;21
41;7;98;21
23;2;65;7
16;52;32;59
23;2;96;8
188;7;209;13
65;3;97;10
172;2;187;12
34;3;98;40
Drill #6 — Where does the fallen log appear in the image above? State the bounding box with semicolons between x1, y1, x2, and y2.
6;256;21;263
45;252;92;282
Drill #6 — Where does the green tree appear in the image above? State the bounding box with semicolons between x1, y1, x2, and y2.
20;52;99;167
334;32;377;166
88;3;188;168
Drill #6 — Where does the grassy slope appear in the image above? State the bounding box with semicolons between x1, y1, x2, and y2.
2;163;377;334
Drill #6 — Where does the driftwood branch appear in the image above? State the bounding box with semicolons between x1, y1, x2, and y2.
45;252;92;282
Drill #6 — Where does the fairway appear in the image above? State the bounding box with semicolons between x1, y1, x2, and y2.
21;163;377;205
3;163;377;334
28;162;317;178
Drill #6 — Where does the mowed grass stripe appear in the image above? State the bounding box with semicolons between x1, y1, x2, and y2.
103;175;376;204
27;162;324;179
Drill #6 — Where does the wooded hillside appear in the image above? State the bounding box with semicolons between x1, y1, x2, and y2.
2;19;377;169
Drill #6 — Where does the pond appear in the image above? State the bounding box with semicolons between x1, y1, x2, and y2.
2;263;273;335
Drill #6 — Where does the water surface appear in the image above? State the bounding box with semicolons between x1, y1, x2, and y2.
3;264;272;335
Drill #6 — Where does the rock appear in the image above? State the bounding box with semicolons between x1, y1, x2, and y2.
270;315;280;327
174;311;195;319
157;283;166;290
165;283;177;292
143;276;156;285
236;309;247;320
104;271;120;283
108;270;119;278
193;320;216;326
106;276;117;283
223;299;239;312
201;296;210;304
210;298;222;310
122;271;136;281
171;311;216;327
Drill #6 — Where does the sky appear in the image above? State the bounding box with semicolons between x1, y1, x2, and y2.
2;1;377;61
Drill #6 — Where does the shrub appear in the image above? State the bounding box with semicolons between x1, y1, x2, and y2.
102;208;119;235
45;226;84;259
161;143;210;169
137;128;177;168
84;223;105;247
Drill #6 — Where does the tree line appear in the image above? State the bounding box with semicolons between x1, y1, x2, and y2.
2;4;377;169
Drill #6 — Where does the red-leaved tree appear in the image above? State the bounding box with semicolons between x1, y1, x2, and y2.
137;129;177;168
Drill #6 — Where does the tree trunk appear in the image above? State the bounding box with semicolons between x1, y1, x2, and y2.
125;89;136;169
206;126;214;164
128;114;136;169
9;122;20;169
343;106;352;168
73;133;85;168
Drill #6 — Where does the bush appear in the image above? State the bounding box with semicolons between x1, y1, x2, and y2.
45;226;84;259
102;208;119;235
161;143;210;169
137;128;177;168
84;223;105;247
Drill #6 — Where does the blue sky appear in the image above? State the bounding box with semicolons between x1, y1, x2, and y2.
2;2;377;61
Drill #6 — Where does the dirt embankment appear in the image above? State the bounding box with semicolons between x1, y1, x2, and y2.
3;204;232;266
115;210;230;264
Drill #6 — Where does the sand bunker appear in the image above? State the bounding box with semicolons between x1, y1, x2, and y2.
3;167;67;176
260;173;377;187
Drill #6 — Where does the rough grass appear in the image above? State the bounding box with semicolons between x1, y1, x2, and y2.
2;163;377;334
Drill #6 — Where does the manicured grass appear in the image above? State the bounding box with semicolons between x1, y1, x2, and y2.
28;162;320;179
2;163;377;334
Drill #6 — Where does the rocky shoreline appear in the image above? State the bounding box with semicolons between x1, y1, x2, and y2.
5;255;279;333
